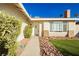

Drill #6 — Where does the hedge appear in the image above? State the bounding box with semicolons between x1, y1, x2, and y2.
24;25;32;38
0;12;21;56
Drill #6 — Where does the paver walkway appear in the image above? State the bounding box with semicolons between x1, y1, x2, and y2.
20;36;40;56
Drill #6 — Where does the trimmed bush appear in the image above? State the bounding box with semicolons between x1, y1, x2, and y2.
24;25;32;38
0;12;21;56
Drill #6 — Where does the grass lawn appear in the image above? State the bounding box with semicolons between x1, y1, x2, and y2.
50;40;79;56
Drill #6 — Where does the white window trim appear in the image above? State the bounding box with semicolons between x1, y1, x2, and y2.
50;21;68;32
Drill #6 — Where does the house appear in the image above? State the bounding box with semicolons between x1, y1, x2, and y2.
0;3;31;41
31;9;79;38
1;3;79;38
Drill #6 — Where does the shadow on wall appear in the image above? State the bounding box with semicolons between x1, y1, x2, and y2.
75;32;79;37
65;31;69;37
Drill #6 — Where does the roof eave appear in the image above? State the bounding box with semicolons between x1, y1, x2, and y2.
31;18;79;21
14;3;31;24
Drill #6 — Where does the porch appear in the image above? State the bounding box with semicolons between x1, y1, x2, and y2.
31;21;76;38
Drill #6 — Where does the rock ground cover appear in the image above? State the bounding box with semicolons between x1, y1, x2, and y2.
39;37;63;56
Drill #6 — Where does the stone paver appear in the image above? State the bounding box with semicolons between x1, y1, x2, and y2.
20;36;40;56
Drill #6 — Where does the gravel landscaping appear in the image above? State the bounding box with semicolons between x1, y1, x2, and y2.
39;37;63;56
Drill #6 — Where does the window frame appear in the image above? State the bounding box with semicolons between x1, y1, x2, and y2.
50;21;68;32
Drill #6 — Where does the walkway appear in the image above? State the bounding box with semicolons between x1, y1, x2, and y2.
20;36;40;56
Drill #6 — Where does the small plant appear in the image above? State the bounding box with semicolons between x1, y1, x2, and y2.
60;14;63;18
24;25;32;38
0;12;21;56
74;13;79;17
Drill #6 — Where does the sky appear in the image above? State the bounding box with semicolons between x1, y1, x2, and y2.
23;3;79;18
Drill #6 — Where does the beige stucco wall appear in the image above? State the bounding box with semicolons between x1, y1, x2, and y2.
0;4;27;20
49;32;67;37
43;22;49;37
0;4;28;41
75;24;79;36
43;22;50;30
68;21;75;37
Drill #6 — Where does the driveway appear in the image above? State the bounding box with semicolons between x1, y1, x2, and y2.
20;36;40;56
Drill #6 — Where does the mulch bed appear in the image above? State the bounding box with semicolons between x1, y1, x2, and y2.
39;37;63;56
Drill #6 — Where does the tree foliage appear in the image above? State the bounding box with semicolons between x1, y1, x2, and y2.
24;25;32;38
74;13;79;17
0;12;21;56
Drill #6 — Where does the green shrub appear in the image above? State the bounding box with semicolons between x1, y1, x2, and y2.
0;12;21;56
24;25;32;38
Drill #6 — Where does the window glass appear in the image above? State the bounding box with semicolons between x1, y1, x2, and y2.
50;21;67;32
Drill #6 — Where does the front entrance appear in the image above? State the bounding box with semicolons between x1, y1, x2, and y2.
34;23;43;37
34;24;39;36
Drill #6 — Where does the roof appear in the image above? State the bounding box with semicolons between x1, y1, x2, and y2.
13;3;31;24
14;4;79;22
31;18;79;21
